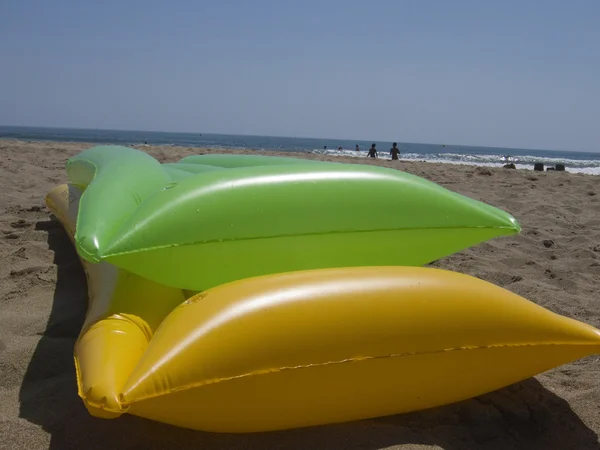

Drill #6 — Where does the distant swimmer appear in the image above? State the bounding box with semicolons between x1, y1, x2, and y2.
338;146;343;150
356;144;360;152
390;142;400;161
367;143;378;158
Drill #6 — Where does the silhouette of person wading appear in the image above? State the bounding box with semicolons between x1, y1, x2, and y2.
390;142;400;161
367;143;378;158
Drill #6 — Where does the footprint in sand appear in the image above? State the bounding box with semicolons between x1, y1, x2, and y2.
9;219;31;229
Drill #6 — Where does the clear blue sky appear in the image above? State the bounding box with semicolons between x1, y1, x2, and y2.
1;0;599;151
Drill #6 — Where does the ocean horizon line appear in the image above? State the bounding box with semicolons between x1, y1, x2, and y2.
1;124;595;156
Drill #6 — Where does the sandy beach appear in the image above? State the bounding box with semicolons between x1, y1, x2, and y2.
1;139;599;450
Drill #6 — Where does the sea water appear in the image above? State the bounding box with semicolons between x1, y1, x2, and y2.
2;125;599;175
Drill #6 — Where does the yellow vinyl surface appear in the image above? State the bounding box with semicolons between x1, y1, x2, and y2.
46;184;185;416
46;183;600;432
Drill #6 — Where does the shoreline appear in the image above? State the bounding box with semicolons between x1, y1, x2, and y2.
2;138;598;178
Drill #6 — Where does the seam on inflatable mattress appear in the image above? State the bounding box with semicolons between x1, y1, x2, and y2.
73;354;85;400
104;225;517;258
121;341;599;405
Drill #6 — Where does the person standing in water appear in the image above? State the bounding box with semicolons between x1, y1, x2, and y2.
390;142;400;161
355;144;360;152
367;144;378;158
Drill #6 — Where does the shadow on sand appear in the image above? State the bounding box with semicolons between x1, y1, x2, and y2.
19;217;600;449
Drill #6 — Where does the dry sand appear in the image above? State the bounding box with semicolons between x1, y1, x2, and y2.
1;139;599;449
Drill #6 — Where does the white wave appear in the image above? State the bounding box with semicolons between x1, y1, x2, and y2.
428;152;600;168
308;149;600;175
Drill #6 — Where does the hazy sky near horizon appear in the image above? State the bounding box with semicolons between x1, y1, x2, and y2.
1;0;599;151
